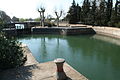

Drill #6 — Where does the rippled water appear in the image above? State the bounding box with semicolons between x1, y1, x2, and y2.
17;34;120;80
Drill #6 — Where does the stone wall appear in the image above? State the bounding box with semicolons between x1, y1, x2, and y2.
32;27;61;34
61;27;96;35
32;27;96;35
92;26;120;39
3;28;17;36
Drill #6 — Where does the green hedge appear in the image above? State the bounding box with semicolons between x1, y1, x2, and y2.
0;33;27;70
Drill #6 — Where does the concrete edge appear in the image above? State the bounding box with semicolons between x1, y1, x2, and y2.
65;63;89;80
21;44;38;66
92;27;120;39
95;32;120;39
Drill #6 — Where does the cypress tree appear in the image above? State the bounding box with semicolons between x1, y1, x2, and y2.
106;0;113;22
91;0;97;26
76;3;81;22
96;0;107;26
81;0;90;24
67;0;81;24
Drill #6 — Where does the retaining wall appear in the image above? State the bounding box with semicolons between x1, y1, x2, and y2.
92;26;120;39
3;28;17;36
32;27;96;35
32;27;61;34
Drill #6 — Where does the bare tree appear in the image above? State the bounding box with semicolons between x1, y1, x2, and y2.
55;10;63;27
38;7;45;27
115;0;120;16
37;9;42;26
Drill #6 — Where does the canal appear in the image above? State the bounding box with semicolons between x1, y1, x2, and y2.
17;34;120;80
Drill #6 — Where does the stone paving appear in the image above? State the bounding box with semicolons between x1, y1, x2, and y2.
0;45;88;80
0;61;88;80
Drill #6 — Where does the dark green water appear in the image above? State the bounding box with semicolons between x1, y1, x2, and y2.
17;34;120;80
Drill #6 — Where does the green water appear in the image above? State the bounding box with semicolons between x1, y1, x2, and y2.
17;34;120;80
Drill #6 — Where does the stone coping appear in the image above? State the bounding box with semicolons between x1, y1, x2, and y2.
32;27;90;29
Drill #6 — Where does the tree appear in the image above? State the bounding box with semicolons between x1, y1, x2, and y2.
12;16;19;22
55;10;63;27
95;0;108;26
0;18;4;30
115;0;120;16
108;9;119;27
91;0;97;26
76;3;81;22
0;33;27;70
0;10;11;24
0;10;11;29
46;15;53;21
106;0;113;22
38;7;45;27
0;11;27;70
67;0;81;24
37;9;42;26
19;18;26;22
81;0;91;24
65;0;119;27
34;17;40;21
108;0;120;27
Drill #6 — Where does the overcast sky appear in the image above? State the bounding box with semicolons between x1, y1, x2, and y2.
0;0;116;19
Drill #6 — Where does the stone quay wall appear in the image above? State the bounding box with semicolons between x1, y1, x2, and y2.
32;27;61;35
32;27;96;35
92;26;120;39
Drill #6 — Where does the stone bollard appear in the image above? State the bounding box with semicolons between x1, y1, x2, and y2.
54;58;67;80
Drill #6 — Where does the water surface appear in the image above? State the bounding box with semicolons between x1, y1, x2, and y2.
17;34;120;80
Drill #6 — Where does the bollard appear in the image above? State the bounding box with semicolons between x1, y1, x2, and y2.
54;58;67;80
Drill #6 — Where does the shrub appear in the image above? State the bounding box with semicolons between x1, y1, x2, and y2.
0;33;27;70
46;21;55;27
115;22;120;28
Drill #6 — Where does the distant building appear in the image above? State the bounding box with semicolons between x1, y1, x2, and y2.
15;24;24;29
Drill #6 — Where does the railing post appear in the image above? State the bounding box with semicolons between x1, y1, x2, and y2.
54;58;67;80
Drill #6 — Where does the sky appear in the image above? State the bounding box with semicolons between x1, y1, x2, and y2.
0;0;83;19
0;0;116;19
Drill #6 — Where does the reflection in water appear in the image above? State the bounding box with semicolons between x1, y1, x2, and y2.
40;36;47;59
17;34;120;80
92;34;120;46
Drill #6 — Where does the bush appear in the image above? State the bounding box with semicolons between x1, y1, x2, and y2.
46;21;55;27
115;22;120;28
0;33;27;70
